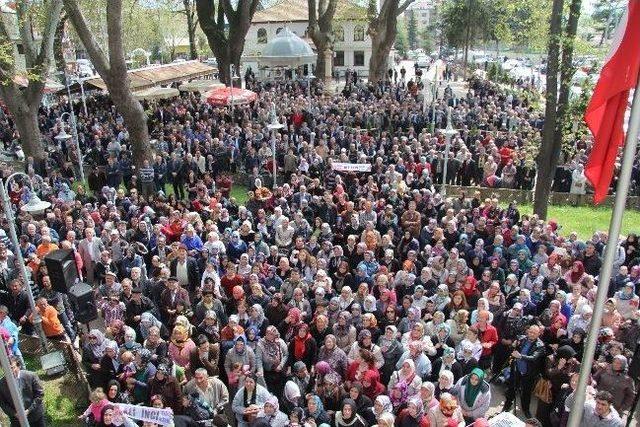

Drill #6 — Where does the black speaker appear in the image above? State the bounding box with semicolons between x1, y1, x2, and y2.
68;282;98;324
44;249;78;293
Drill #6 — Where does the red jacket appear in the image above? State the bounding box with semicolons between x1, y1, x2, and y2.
474;323;498;357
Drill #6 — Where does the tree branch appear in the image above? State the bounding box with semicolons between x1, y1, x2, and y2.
25;0;63;103
14;0;36;69
63;0;110;74
397;0;415;16
106;0;127;74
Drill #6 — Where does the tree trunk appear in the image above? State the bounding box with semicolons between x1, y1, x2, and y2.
184;0;198;60
369;43;390;82
316;48;327;80
107;78;150;166
462;0;472;79
550;0;583;187
533;0;565;219
53;13;67;72
14;105;45;160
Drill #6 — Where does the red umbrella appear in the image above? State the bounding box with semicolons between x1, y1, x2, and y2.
206;86;257;106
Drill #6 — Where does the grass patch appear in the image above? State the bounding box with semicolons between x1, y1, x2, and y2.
516;204;640;239
0;355;86;426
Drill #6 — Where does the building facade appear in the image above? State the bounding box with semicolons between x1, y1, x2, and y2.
244;0;373;77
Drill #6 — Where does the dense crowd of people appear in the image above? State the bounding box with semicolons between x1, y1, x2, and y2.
0;64;637;427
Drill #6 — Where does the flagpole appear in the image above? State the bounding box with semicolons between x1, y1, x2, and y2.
567;74;640;427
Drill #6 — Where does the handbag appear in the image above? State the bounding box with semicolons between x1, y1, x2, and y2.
534;377;553;404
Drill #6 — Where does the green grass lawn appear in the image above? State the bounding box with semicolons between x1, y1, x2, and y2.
0;354;85;427
516;204;640;239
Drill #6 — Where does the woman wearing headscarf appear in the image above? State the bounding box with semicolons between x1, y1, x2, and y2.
99;340;121;387
168;325;196;369
287;323;318;370
431;284;451;312
335;399;366;427
347;383;374;417
317;334;349;379
333;311;358;352
431;323;455;360
434;369;455;400
360;368;385;401
363;395;393;426
447;309;469;347
396;396;429;427
105;379;130;404
279;307;303;342
196;310;220;344
139;312;169;341
282;380;303;414
247;304;270;337
397;306;423;335
224;335;257;379
231;374;271;427
564;260;586;286
388;358;423;397
401;322;436;357
348;330;384;369
255;394;288;427
83;329;112;388
427;393;465;427
255;325;288;395
377;325;404;385
304;394;332;425
593;354;636;415
453;368;491;423
567;305;593;337
430;346;463;383
615;282;640;320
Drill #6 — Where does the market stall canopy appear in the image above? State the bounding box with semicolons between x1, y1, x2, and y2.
206;86;257;106
13;75;64;93
134;87;180;101
258;27;316;68
83;60;217;92
179;79;225;92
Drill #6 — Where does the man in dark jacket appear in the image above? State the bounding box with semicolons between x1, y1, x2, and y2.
0;356;45;427
170;245;200;294
503;324;546;418
2;279;32;335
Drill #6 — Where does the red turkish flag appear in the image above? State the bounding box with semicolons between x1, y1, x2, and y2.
584;0;640;203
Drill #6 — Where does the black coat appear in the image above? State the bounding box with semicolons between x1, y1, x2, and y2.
170;257;200;293
0;370;45;426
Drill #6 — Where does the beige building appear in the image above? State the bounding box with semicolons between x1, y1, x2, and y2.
244;0;373;77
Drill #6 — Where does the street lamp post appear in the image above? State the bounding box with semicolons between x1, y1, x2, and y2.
76;76;89;117
56;110;85;183
0;173;51;351
267;104;285;190
229;64;240;123
441;107;457;197
0;335;28;427
267;116;284;189
431;63;439;133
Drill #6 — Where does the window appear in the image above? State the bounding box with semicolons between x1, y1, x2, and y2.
257;28;268;44
335;51;345;67
354;51;365;66
333;26;344;42
353;25;365;42
276;27;283;34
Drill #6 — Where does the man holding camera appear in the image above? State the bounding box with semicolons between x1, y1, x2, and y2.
502;324;545;418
